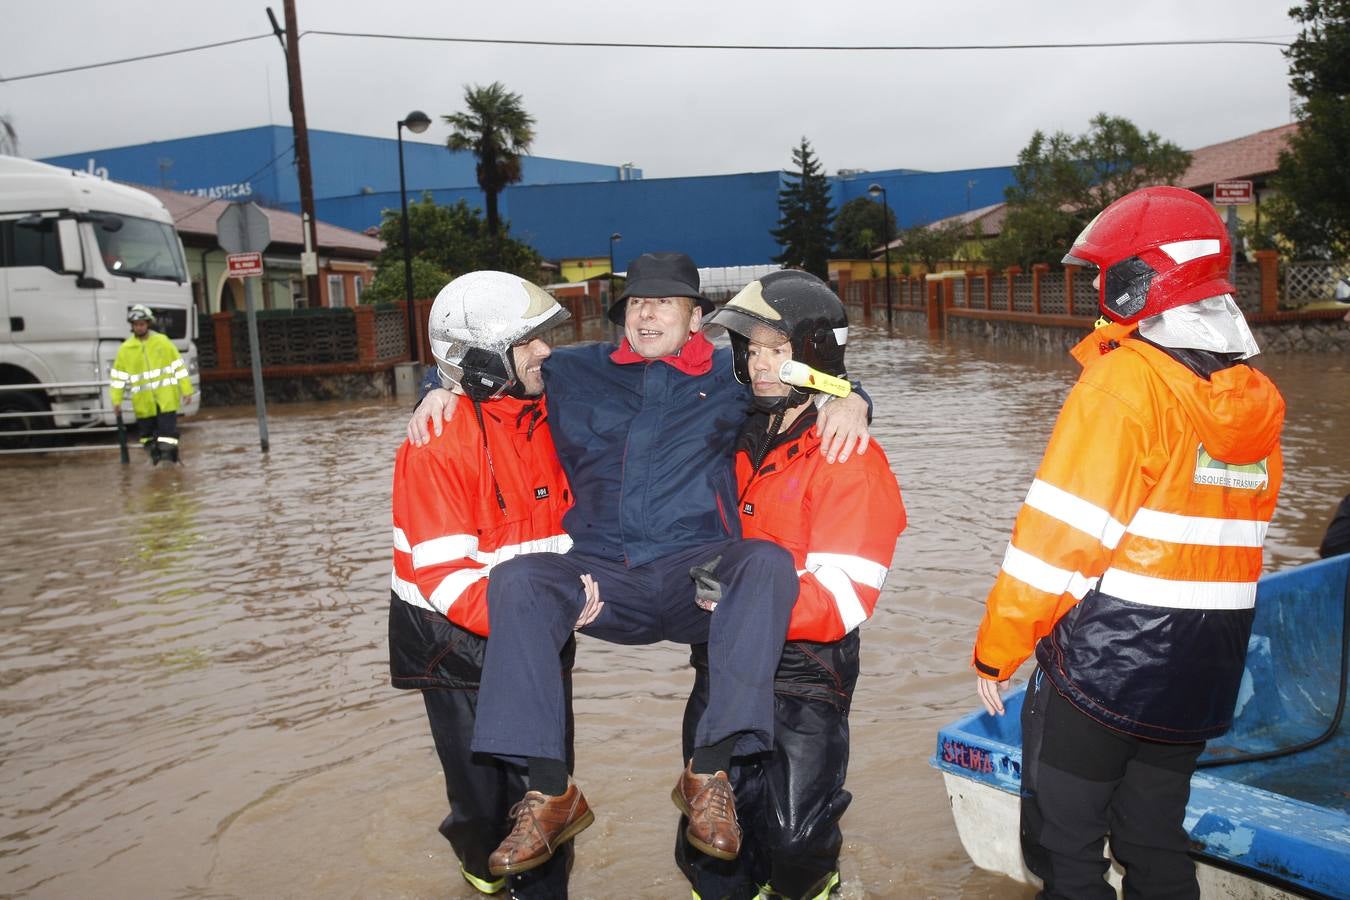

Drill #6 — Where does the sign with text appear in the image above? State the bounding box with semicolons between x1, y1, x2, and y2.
227;251;264;278
1214;180;1254;205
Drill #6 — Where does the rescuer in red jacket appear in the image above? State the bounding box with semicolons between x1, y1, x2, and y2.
973;187;1285;899
388;271;600;898
677;270;907;900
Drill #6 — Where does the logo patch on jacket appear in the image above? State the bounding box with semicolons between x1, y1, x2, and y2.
741;502;754;516
534;486;550;500
1193;445;1269;490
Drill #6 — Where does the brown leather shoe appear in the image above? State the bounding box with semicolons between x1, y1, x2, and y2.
488;781;594;876
671;762;741;860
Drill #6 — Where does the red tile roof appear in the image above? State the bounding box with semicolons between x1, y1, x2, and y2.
1179;123;1297;190
131;183;383;257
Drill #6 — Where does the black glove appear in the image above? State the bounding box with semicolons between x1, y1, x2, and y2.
690;555;723;612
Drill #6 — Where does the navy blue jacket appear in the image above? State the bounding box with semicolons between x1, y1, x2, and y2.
543;342;750;567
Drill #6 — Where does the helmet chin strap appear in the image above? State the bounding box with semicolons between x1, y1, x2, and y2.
751;387;810;414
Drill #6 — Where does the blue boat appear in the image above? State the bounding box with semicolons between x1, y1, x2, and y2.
932;554;1350;899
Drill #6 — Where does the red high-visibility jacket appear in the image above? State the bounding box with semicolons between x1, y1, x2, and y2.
390;392;572;638
735;409;906;642
974;324;1284;741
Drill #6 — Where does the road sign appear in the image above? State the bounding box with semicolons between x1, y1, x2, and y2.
227;251;264;278
1214;180;1254;205
216;202;271;254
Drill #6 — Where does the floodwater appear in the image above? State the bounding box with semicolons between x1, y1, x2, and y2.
1;323;1346;899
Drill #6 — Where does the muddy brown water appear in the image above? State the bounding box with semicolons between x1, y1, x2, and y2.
2;323;1345;899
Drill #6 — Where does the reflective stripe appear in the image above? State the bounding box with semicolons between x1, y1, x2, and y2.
429;567;488;615
392;526;411;553
459;864;505;895
156;436;179;446
390;571;435;611
1159;238;1221;264
1125;508;1268;548
803;551;888;589
1001;543;1097;600
412;534;479;568
411;533;572;569
800;564;869;633
1025;479;1126;549
1099;567;1257;610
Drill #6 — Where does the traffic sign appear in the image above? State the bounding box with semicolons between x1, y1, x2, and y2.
1214;180;1254;205
227;251;264;278
216;202;272;253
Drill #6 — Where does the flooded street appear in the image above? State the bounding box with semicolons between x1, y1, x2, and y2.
2;323;1346;899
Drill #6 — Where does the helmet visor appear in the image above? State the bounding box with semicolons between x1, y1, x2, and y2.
703;306;789;347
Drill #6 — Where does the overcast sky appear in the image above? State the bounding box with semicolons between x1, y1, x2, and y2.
2;1;1298;180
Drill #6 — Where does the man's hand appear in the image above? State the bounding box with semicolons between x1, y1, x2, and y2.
407;388;457;446
976;676;1011;717
575;574;603;630
690;555;723;612
816;392;869;464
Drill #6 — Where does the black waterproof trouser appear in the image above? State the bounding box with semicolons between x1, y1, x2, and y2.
676;632;860;900
136;410;179;463
390;597;575;898
1021;667;1204;900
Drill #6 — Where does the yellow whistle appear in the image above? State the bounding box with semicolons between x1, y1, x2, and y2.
778;361;852;398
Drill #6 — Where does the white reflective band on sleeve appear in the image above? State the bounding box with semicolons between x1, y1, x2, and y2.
1125;508;1268;548
412;534;480;569
428;568;488;615
392;527;411;553
391;571;435;611
1001;544;1098;600
803;551;888;589
800;564;870;633
1024;479;1126;549
1099;567;1257;610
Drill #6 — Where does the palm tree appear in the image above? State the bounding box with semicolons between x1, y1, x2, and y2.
443;82;536;244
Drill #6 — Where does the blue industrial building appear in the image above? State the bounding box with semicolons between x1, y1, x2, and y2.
42;126;1014;268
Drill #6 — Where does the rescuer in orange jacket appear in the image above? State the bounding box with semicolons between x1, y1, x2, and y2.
972;186;1285;900
677;271;907;900
388;271;599;898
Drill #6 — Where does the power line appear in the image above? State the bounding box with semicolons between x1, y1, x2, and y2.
0;34;274;83
302;30;1293;51
0;30;1291;84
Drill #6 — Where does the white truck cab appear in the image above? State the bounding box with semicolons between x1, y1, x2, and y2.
0;157;199;435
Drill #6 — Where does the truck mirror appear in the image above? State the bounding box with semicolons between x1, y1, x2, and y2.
56;218;85;275
97;214;124;233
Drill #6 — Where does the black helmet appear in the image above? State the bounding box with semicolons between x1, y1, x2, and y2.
705;270;848;411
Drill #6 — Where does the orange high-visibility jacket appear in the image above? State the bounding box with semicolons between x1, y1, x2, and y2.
390;392;572;638
736;409;906;642
974;324;1284;741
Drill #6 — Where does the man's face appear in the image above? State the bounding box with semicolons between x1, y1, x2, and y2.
511;338;551;397
744;328;792;400
131;319;150;338
623;296;701;359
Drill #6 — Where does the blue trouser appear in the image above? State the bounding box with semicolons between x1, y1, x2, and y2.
473;539;797;763
677;633;860;900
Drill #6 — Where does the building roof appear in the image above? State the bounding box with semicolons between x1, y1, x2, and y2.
1179;123;1297;191
134;183;384;258
877;202;1007;252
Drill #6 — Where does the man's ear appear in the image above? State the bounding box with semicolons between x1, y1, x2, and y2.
688;305;704;333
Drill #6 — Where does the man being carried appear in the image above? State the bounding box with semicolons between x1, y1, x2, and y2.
409;252;869;876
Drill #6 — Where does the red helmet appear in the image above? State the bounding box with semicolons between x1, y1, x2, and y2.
1063;186;1233;324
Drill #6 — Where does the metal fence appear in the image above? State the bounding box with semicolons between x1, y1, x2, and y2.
0;381;128;456
1284;261;1350;306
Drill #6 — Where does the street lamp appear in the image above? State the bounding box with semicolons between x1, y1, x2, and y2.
398;109;432;363
868;183;894;327
608;232;622;309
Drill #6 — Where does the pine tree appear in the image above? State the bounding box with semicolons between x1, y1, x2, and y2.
770;138;834;279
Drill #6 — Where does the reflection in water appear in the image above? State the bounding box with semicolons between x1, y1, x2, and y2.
0;324;1344;898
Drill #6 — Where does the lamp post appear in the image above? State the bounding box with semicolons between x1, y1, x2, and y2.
398;109;431;363
608;232;622;309
868;183;894;327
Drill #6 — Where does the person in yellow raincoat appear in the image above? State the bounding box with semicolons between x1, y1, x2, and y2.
110;304;193;464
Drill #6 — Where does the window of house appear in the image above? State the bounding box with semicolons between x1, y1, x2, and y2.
353;274;363;303
327;274;346;307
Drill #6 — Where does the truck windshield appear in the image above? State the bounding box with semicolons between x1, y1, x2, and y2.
93;213;187;283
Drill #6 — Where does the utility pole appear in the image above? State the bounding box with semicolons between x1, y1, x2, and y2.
269;2;321;307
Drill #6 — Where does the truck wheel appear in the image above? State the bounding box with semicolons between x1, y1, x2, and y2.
0;390;52;450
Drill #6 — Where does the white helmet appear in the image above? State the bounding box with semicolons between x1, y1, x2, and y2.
428;271;570;400
127;304;155;323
